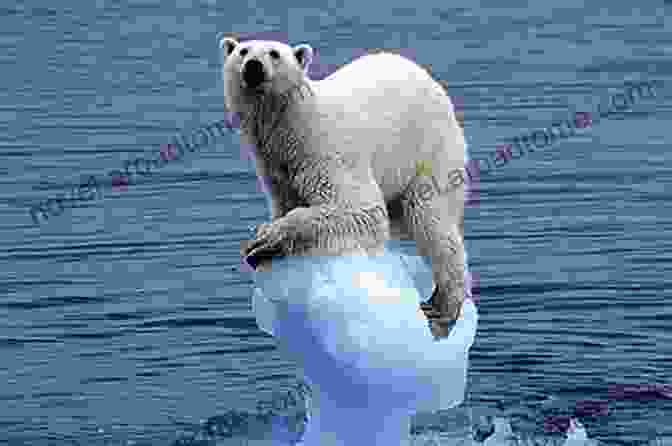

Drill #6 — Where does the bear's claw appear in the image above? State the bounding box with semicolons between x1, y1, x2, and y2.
420;288;465;339
243;221;296;269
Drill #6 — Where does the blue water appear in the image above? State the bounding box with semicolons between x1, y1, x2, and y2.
1;1;671;445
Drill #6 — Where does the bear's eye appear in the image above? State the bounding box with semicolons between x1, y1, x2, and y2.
239;48;248;57
269;50;280;60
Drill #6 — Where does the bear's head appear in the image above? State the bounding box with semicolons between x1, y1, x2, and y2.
219;37;314;119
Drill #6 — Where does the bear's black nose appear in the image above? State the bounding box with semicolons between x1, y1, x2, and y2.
242;59;266;89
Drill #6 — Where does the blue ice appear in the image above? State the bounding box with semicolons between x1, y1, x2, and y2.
251;241;478;445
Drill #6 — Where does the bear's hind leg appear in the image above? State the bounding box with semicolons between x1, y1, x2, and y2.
398;175;466;340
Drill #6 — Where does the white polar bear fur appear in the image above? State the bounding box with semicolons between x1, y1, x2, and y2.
220;38;468;335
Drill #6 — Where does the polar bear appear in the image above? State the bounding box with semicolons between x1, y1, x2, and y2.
219;37;468;338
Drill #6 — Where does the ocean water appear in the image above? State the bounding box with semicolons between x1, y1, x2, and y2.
0;1;671;445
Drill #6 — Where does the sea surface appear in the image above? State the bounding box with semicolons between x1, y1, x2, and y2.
0;1;671;445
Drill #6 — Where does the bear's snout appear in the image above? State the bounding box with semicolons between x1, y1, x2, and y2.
242;59;267;89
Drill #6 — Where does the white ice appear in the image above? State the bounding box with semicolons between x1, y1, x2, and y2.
251;242;478;445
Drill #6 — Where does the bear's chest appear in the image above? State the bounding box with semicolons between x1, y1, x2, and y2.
255;156;307;217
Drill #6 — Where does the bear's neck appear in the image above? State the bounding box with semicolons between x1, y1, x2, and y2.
240;82;314;166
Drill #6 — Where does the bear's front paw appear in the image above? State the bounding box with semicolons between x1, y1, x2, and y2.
244;222;293;268
243;212;313;269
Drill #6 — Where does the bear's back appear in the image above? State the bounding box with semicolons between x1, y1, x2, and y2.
314;53;441;102
303;52;465;202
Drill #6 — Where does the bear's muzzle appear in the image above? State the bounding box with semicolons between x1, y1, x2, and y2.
242;58;267;89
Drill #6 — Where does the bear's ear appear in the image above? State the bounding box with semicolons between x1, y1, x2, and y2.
219;37;239;57
292;44;314;73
